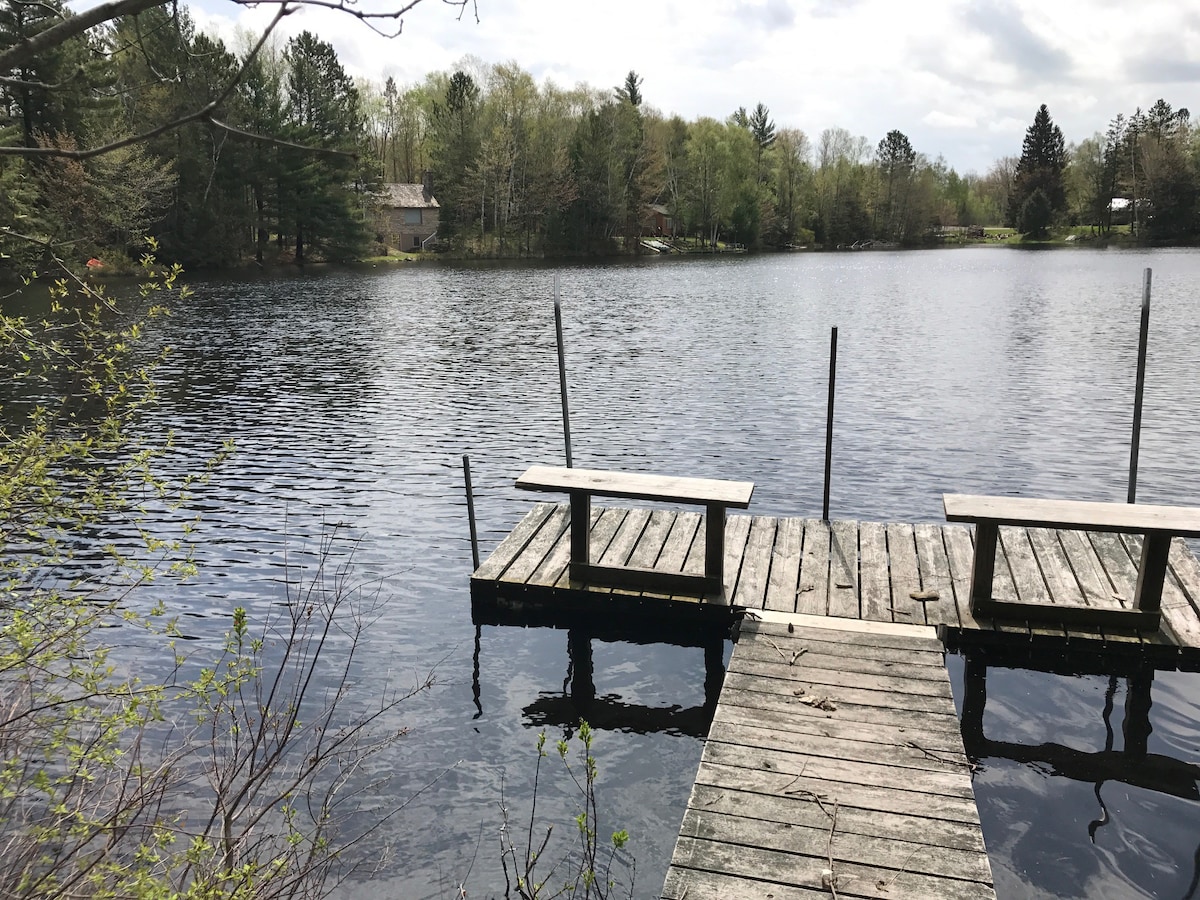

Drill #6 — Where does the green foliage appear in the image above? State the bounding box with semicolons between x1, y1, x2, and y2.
500;721;635;899
0;249;427;896
1017;187;1053;238
1008;104;1067;231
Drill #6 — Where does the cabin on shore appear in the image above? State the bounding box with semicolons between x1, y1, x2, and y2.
643;203;675;237
377;172;440;251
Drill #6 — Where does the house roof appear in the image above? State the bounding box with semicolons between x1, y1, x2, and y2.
380;183;439;209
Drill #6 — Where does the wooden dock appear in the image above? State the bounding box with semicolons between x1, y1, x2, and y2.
661;612;995;900
469;500;1200;899
470;503;1200;666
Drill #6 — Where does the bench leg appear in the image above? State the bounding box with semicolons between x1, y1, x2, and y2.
705;502;726;594
969;522;998;612
1133;532;1171;614
569;492;591;579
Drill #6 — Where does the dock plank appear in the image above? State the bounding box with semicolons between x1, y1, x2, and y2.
763;516;803;613
471;503;557;581
796;519;830;616
736;516;779;610
886;523;922;624
828;520;860;619
858;520;892;623
914;523;958;630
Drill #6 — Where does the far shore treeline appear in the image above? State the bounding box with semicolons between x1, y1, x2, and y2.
2;2;1198;271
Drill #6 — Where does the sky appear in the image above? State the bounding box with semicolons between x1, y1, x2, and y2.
185;0;1200;175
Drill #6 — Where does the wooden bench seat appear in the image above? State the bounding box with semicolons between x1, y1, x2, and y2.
516;465;754;596
944;493;1200;630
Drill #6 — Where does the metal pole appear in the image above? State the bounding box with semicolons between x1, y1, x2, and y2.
554;274;573;467
1128;268;1151;504
822;326;838;523
463;453;480;569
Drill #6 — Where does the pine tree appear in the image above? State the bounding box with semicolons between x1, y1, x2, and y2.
1007;104;1066;234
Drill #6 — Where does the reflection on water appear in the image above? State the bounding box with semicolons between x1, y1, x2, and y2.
6;247;1200;897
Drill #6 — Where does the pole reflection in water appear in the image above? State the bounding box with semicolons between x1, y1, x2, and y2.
514;628;725;739
961;649;1200;800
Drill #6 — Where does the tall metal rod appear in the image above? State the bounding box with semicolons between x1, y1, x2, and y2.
463;453;480;569
1128;268;1151;504
554;274;573;467
822;326;838;522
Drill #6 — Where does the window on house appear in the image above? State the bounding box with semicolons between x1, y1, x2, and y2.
413;236;421;249
404;209;422;225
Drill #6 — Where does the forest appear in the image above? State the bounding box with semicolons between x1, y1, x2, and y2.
2;0;1198;270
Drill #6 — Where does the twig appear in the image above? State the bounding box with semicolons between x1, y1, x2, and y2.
876;846;922;893
905;740;978;772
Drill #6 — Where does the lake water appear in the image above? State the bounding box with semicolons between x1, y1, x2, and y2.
15;247;1200;897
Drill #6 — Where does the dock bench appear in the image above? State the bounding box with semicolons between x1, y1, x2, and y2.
944;493;1200;630
515;465;754;596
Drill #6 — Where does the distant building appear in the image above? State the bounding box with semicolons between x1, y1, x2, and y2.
378;172;440;250
644;203;675;237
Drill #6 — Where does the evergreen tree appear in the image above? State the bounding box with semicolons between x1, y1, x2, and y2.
615;70;642;108
875;129;916;240
279;31;366;262
1007;104;1066;232
428;69;481;242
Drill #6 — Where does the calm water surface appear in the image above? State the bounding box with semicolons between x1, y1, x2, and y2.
23;247;1200;898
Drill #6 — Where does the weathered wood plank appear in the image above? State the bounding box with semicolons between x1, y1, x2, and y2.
499;504;572;584
886;523;922;624
517;464;754;507
710;710;964;764
749;611;938;643
944;493;1200;535
983;526;1030;638
662;867;831;900
553;507;627;588
694;760;983;822
724;654;954;698
828;519;860;619
942;524;987;632
701;738;974;797
736;516;779;610
610;508;677;597
763;516;803;613
796;519;830;616
1026;526;1103;643
744;619;940;652
678;808;993;883
722;514;753;599
1088;530;1164;645
718;673;957;719
471;503;557;581
525;505;586;587
1163;537;1200;649
729;647;952;685
914;523;958;630
712;682;966;735
858;520;893;623
667;837;994;900
686;782;987;852
1000;525;1069;641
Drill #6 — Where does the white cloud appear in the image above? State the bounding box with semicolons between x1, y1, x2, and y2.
923;110;979;130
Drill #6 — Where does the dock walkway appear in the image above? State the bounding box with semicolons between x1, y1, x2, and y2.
661;612;994;900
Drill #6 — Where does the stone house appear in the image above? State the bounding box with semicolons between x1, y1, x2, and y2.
377;172;440;250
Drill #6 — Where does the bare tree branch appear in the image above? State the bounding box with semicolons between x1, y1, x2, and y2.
0;4;290;160
0;0;168;71
0;0;475;72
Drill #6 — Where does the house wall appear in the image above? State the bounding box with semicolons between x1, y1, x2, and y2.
377;207;441;250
